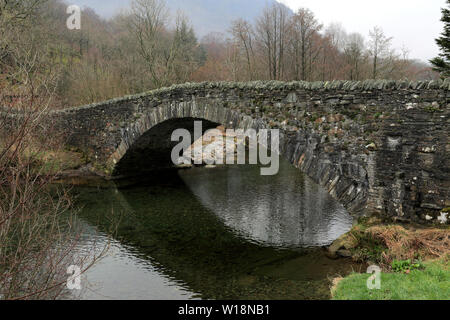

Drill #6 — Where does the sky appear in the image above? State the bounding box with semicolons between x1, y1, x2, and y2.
69;0;446;62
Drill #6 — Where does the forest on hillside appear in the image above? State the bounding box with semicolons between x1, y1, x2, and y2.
0;0;439;109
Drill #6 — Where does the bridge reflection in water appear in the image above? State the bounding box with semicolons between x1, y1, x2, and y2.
72;158;357;300
180;162;352;248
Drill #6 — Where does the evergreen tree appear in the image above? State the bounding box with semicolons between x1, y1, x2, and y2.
430;0;450;77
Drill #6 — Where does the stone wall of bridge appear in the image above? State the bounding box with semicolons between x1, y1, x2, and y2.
50;80;449;222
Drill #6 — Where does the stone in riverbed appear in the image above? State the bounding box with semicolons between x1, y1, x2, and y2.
176;163;193;169
327;233;359;259
365;143;377;151
336;249;353;258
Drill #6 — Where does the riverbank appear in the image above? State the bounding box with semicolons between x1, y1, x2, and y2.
332;258;449;300
328;217;449;300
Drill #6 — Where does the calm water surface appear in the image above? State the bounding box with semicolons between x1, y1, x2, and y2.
71;159;360;300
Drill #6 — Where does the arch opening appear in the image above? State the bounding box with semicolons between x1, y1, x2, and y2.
113;117;221;177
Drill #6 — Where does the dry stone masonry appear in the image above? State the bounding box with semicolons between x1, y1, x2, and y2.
51;80;449;223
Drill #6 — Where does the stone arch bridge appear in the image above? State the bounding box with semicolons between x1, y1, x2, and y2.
50;80;449;222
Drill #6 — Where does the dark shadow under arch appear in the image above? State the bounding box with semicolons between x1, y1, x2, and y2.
113;117;220;177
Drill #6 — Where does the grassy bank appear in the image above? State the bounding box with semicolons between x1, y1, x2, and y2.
332;258;449;300
328;217;449;300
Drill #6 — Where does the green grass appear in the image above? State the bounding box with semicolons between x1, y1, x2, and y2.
333;259;450;300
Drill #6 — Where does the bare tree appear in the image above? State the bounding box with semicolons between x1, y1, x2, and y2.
325;22;347;51
344;33;366;80
368;26;393;79
230;19;255;80
255;3;290;80
169;13;201;83
288;8;322;81
321;23;348;80
129;0;169;87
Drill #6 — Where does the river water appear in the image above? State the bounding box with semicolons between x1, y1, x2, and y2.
70;159;361;300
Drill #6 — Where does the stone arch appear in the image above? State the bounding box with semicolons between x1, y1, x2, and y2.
106;99;264;176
